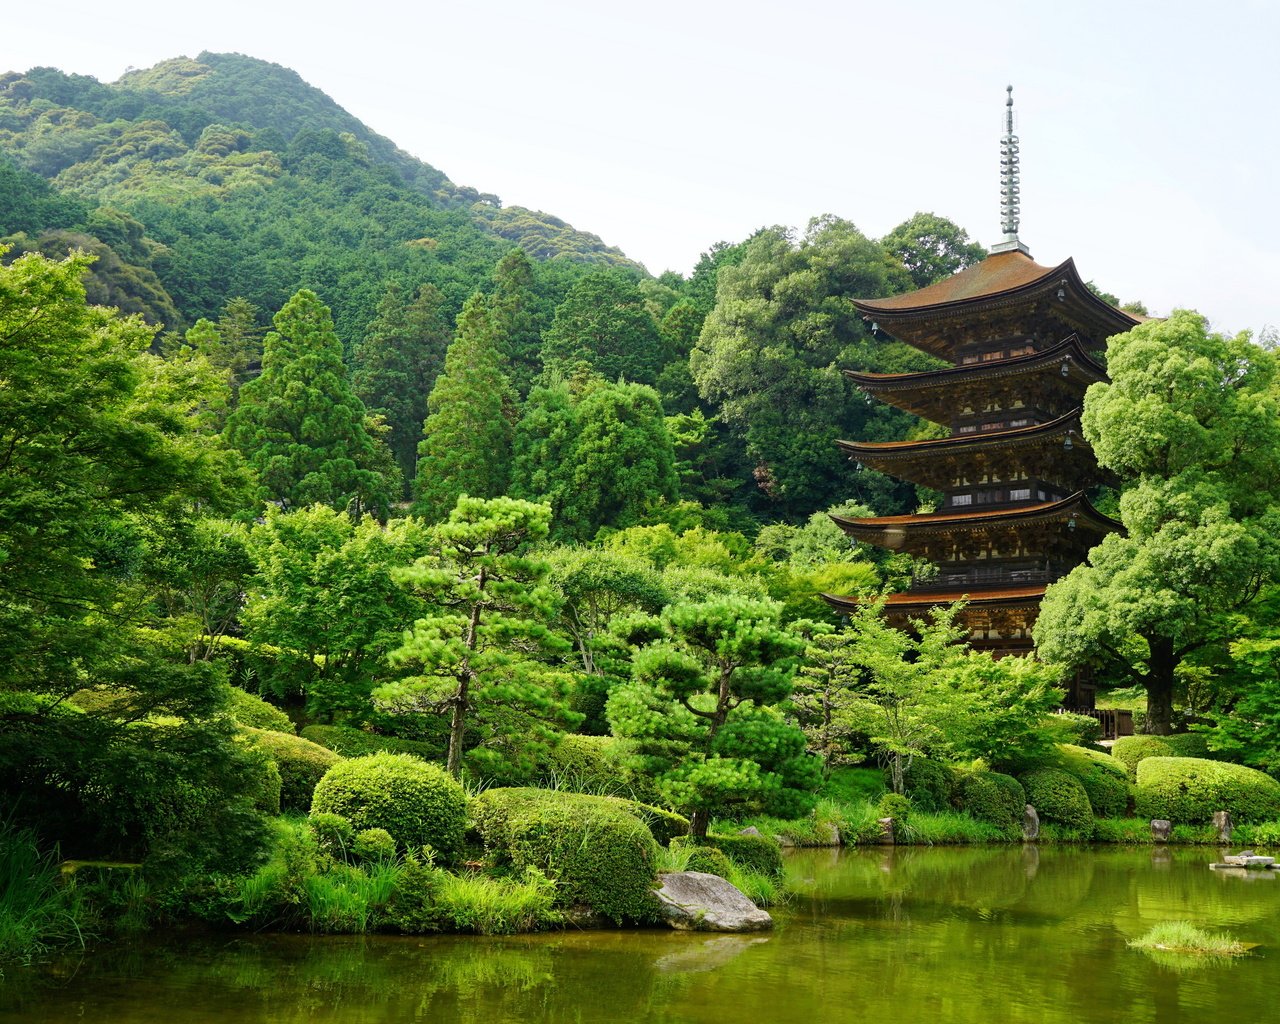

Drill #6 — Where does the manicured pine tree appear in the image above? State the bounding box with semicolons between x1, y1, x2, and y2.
225;288;396;517
352;281;453;494
413;293;517;521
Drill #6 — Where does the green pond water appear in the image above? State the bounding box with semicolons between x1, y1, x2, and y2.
5;845;1279;1023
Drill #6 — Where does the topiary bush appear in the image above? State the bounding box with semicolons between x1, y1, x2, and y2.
311;753;466;861
894;757;954;812
1055;745;1130;819
307;812;355;859
222;686;295;733
671;832;785;877
1050;711;1104;747
1134;757;1280;824
1020;768;1093;831
683;845;735;876
352;827;397;863
1112;734;1212;780
300;724;445;762
470;788;659;924
241;727;343;811
953;770;1026;835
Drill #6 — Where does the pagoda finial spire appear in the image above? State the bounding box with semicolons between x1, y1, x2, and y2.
991;85;1030;255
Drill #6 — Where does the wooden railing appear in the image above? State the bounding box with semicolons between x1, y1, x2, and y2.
1057;705;1134;740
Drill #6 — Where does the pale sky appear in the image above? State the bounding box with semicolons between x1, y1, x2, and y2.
5;0;1278;333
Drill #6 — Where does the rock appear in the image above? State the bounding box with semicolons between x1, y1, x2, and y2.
814;821;841;847
1023;804;1040;841
738;826;762;837
1213;810;1234;843
654;872;773;933
562;905;613;929
1150;819;1172;843
877;817;895;844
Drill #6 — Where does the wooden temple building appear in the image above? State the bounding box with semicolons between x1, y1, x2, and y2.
825;88;1140;706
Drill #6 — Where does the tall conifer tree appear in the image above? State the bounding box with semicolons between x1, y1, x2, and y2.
489;249;545;399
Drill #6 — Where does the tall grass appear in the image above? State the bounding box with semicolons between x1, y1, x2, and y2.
0;823;86;963
1129;921;1249;957
652;841;784;907
436;868;559;934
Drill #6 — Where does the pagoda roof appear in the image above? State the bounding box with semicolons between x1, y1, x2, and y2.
842;334;1106;419
831;490;1121;548
822;584;1048;615
838;407;1082;458
852;251;1142;358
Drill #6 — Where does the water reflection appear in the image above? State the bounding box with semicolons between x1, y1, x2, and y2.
5;846;1278;1024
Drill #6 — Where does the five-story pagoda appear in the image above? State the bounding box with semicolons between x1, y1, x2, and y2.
826;88;1137;683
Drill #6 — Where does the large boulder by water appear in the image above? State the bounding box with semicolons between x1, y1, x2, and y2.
654;872;773;933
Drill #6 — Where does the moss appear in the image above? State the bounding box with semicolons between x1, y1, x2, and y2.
1055;744;1130;818
241;727;342;811
953;770;1026;835
300;724;445;762
470;788;660;924
1020;768;1093;831
311;753;466;861
1134;757;1280;824
1111;734;1212;779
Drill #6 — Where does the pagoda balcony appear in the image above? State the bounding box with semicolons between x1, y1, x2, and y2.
908;565;1066;593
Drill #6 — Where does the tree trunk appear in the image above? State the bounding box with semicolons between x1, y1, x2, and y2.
1144;637;1177;735
446;692;467;777
890;754;905;796
689;808;709;840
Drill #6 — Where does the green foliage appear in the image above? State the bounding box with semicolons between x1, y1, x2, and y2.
879;212;985;289
897;757;955;812
310;753;467;860
1200;635;1280;774
1129;921;1249;958
1053;744;1130;819
877;792;912;824
1020;768;1094;831
539;271;663;385
378;496;578;779
1037;311;1280;733
470;788;660;924
607;597;820;837
1133;757;1280;823
351;828;397;864
1111;734;1212;779
952;769;1026;836
682;845;735;876
0;822;87;963
300;724;447;762
223;687;294;733
0;155;89;233
307;812;356;859
225;289;397;516
434;868;559;935
539;734;638;796
412;293;516;520
907;810;1011;845
241;727;343;812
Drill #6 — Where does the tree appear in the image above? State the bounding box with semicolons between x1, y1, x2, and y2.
375;497;578;779
413;293;517;521
352;281;453;494
1036;311;1280;734
539;271;664;385
880;212;986;289
607;598;821;837
488;248;547;398
225;288;397;517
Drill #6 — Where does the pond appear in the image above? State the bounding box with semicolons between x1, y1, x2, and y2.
4;845;1277;1023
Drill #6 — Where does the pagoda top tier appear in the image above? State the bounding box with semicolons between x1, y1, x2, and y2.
853;250;1142;361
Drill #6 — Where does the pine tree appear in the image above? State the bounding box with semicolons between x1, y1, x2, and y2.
489;249;546;399
225;288;396;517
413;293;516;520
539;271;664;385
352;281;452;494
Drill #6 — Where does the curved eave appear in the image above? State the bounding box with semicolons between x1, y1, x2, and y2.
831;490;1123;539
843;334;1106;393
836;408;1085;460
822;585;1048;614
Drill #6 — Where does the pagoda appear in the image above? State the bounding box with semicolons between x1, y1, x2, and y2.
826;88;1138;698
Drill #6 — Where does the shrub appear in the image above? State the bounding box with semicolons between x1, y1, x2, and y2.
311;754;466;861
300;725;445;762
894;757;954;812
1020;768;1093;831
222;687;294;733
308;812;355;859
1134;757;1280;824
1235;820;1280;847
682;846;735;876
352;828;397;864
625;801;689;846
877;792;912;822
672;832;785;877
382;853;447;933
241;727;342;811
1112;734;1211;779
953;770;1026;835
1055;745;1130;819
470;788;659;924
1049;711;1103;746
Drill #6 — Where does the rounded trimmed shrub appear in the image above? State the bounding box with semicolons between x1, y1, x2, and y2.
683;845;735;876
1056;745;1130;819
471;788;659;924
1134;757;1280;824
311;753;466;860
672;832;785;877
1112;734;1211;780
954;770;1026;834
1020;768;1093;831
877;792;912;822
895;757;954;812
300;724;445;762
307;811;355;857
222;687;294;733
352;827;397;863
241;727;342;811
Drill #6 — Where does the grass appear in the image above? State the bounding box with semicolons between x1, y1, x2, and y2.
1129;921;1250;957
652;839;784;907
907;810;1011;845
436;868;559;934
0;822;87;963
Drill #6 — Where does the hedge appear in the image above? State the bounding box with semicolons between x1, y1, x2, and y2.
241;727;342;811
311;753;466;860
540;735;656;801
894;757;955;812
470;788;660;924
1111;734;1211;780
672;832;784;877
222;687;294;733
1133;757;1280;824
1055;745;1130;819
300;724;445;762
953;770;1026;835
1020;768;1093;831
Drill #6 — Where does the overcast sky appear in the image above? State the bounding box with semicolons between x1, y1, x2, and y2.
5;0;1278;333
